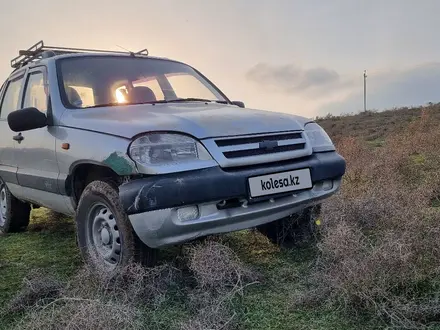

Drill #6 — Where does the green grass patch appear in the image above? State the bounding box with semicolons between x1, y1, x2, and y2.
237;289;382;330
367;139;385;148
411;153;426;165
0;209;80;328
0;210;80;303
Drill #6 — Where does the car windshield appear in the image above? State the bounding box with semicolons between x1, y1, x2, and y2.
58;56;228;109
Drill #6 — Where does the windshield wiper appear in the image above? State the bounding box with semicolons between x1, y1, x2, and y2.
81;102;121;109
81;101;154;109
80;98;229;109
153;98;229;104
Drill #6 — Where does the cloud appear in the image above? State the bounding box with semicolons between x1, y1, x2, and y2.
245;62;440;117
295;67;339;90
245;63;353;97
318;63;440;116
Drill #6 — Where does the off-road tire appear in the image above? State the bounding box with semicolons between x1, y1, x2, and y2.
75;180;157;270
257;204;322;247
0;179;31;233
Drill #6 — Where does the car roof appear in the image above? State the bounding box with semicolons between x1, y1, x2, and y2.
9;41;191;78
53;52;175;62
10;52;186;77
13;52;180;73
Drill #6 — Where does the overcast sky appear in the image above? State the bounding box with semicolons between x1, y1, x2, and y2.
1;0;440;118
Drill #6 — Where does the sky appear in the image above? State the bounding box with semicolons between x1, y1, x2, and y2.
1;0;440;118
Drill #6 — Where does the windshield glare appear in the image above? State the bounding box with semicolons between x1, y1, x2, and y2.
58;56;227;109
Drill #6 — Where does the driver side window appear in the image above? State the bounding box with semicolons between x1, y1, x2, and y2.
23;72;48;112
0;76;24;119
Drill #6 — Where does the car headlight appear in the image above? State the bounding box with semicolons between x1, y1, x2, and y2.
129;133;213;166
304;122;335;152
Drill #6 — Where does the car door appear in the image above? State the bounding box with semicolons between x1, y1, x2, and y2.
13;66;63;210
0;72;26;197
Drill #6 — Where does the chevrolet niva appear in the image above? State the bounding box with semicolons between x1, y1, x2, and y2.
0;41;346;270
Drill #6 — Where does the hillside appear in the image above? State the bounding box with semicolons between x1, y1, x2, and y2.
317;103;440;141
1;104;440;329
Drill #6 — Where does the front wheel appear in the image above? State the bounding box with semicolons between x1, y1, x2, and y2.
256;205;322;247
75;180;157;271
0;179;31;233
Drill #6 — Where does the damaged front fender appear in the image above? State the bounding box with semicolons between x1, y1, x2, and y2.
103;151;137;176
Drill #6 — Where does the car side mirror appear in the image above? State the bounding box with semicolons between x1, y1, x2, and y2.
232;101;245;108
7;107;48;132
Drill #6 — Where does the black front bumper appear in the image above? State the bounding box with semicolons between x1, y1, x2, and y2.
119;151;346;215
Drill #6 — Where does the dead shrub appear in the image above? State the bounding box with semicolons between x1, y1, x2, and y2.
179;291;238;330
381;296;440;328
68;262;181;306
9;240;259;330
15;298;143;330
335;137;373;191
289;287;327;310
186;240;259;293
179;240;260;330
10;262;181;330
107;262;180;305
7;269;63;313
305;118;440;328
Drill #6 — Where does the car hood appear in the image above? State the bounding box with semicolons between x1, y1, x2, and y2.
59;103;310;139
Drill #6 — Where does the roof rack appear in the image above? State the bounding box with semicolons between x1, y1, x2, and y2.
11;40;149;69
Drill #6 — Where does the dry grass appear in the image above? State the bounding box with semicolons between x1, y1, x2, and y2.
6;269;63;313
178;294;237;330
15;298;143;330
6;105;440;329
178;240;260;330
186;240;260;293
316;103;440;143
6;240;259;330
301;108;440;328
9;262;181;330
68;261;181;306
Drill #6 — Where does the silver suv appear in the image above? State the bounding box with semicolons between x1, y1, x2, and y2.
0;41;346;270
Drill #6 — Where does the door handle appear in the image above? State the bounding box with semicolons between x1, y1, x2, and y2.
12;133;24;142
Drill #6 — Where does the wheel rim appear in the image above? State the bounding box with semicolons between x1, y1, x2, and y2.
86;203;121;268
0;186;7;227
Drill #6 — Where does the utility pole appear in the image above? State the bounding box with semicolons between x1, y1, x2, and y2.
363;70;367;112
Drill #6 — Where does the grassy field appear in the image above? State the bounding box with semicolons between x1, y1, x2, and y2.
1;103;440;329
0;211;381;329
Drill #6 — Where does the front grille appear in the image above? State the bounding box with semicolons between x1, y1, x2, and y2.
223;143;305;159
215;132;302;147
215;132;307;160
202;131;312;168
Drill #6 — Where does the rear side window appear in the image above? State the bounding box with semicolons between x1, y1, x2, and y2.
0;77;24;119
23;72;48;112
